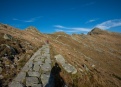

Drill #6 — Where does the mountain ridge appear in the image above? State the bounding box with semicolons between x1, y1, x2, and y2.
0;23;121;87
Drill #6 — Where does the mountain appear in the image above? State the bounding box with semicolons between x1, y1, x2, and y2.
88;28;110;35
0;23;121;87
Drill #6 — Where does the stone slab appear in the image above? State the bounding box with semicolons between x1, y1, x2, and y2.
28;71;40;77
9;81;23;87
14;72;26;82
26;77;39;86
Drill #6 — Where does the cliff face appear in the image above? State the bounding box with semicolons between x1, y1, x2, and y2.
0;23;121;87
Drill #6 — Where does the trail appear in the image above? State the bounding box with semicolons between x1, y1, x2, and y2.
9;44;52;87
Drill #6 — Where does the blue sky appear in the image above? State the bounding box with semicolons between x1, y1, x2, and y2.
0;0;121;34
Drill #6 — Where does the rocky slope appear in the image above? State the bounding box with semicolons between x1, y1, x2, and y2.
0;23;121;87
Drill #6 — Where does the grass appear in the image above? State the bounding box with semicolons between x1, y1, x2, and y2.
113;74;121;80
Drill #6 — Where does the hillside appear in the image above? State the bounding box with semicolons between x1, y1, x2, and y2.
0;23;121;87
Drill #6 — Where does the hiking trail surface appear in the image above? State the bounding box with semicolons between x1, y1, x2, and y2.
9;44;52;87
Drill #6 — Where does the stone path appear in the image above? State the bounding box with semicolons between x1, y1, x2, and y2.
9;44;52;87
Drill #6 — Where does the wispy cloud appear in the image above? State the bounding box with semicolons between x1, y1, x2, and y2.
95;19;121;29
12;16;41;23
86;19;96;23
54;25;65;28
82;2;95;7
54;25;91;33
54;19;121;34
86;18;99;23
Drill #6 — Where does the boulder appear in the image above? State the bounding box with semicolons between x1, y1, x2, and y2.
54;54;77;74
3;34;13;40
54;54;65;64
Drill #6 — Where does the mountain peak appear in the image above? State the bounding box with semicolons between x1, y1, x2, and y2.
88;28;109;35
25;26;41;33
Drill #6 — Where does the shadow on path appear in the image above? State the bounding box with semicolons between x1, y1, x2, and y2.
45;63;66;87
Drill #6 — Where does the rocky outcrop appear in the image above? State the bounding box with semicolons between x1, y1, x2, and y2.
88;28;109;35
3;34;13;40
54;54;77;74
25;26;41;34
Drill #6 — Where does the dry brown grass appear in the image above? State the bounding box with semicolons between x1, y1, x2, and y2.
0;24;121;87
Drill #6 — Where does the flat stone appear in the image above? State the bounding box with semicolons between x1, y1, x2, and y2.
32;84;43;87
63;64;77;74
26;77;39;86
46;54;50;59
54;54;65;64
14;72;26;82
41;63;51;72
9;81;24;87
44;49;49;54
33;62;40;71
28;61;33;68
28;71;40;77
45;58;51;64
34;56;41;61
40;58;45;62
41;74;50;86
37;61;43;66
63;64;72;73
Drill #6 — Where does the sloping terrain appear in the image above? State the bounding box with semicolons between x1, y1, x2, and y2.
0;23;121;87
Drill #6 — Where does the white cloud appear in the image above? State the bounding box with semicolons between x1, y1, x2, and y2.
96;19;121;29
54;25;91;33
71;28;91;32
12;16;41;23
54;25;65;28
87;19;96;23
86;18;99;23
